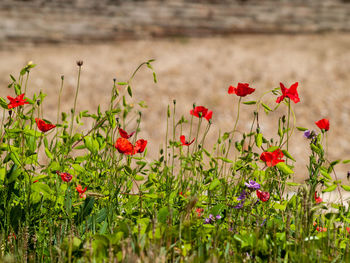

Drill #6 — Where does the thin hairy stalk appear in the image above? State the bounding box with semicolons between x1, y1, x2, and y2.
69;64;82;137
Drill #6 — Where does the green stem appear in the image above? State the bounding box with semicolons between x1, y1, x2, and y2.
286;99;291;154
69;65;82;138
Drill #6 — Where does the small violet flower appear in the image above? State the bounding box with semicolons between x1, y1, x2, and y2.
304;130;317;139
204;214;214;224
234;202;244;209
245;180;261;190
204;214;222;224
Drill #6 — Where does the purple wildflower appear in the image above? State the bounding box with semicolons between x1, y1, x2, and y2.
237;189;248;201
234;202;244;209
204;214;215;224
304;130;317;139
245;180;260;190
216;215;222;220
260;218;267;226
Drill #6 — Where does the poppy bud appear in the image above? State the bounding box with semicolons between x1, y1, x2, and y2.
8;110;12;116
76;61;83;67
37;100;40;106
61;75;64;80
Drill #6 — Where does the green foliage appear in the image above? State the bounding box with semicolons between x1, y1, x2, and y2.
0;61;348;263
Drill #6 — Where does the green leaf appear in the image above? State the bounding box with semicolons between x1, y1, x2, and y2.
76;197;95;225
72;164;85;173
342;160;350;164
158;207;169;224
134;175;144;181
296;127;308;131
341;185;350;192
255;133;263;148
0;167;6;183
31;182;53;197
320;169;332;181
243;101;256;105
44;147;53;159
273;202;286;211
322;184;337;193
32;174;48;182
211;204;226;216
9;152;21;166
84;136;99;154
0;97;8;109
24;129;42;137
330;160;341;166
216;157;233;163
262;103;272;112
276;162;294;175
209;178;221;191
127;85;132;97
281;150;296;162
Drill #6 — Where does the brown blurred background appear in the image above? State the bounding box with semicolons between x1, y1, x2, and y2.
0;0;349;182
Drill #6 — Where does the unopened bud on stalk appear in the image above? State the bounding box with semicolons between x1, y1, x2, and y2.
61;75;64;80
8;110;12;116
76;61;83;67
37;100;40;106
173;99;176;105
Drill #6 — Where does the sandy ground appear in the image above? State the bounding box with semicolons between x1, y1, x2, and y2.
0;34;349;184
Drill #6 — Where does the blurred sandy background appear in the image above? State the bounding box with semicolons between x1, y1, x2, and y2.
0;0;349;182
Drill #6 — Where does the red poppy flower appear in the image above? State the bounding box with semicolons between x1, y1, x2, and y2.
115;138;135;155
57;171;73;182
76;184;88;198
35;118;56;132
195;208;204;217
256;190;270;202
33;180;38;183
7;93;29;109
190;106;213;121
315;119;329;132
7;233;16;241
346;227;350;234
316;227;327;232
180;135;195;146
314;191;322;204
276;82;300;104
228;83;255;97
134;139;147;153
119;128;135;139
260;149;284;167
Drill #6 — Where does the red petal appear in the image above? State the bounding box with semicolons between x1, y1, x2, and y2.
119;128;129;139
228;86;235;94
205;111;213;121
134;139;147;153
115;138;134;155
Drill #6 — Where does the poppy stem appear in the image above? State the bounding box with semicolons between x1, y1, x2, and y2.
225;97;241;160
69;64;82;138
286;98;291;162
